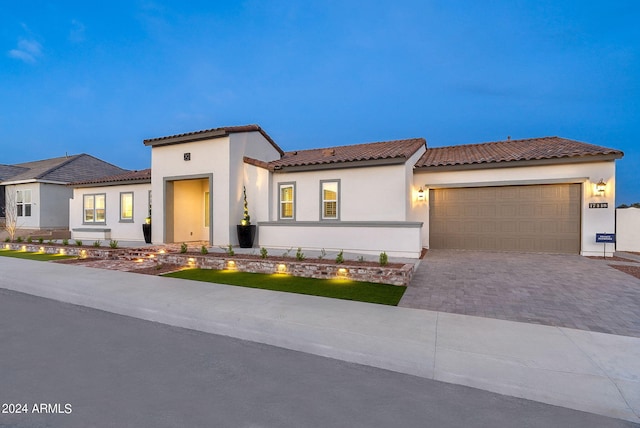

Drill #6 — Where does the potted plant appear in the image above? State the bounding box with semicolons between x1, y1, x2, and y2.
237;186;256;248
142;216;152;243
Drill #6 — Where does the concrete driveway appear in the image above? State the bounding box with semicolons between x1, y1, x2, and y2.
400;250;640;338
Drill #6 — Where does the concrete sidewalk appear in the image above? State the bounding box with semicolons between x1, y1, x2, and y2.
1;257;638;423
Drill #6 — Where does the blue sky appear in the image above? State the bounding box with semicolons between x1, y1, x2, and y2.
2;1;639;203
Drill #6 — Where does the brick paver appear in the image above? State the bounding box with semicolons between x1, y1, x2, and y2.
400;250;640;338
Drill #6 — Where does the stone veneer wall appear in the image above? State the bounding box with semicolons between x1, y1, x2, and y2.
3;242;126;258
156;253;413;286
2;243;414;286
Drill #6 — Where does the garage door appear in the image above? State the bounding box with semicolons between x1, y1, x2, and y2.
429;184;581;253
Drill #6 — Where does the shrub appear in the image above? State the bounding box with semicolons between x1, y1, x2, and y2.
282;247;293;258
16;236;23;243
225;244;235;256
47;239;54;244
62;239;69;246
335;250;344;264
180;243;188;253
75;240;83;246
260;247;268;259
200;245;209;255
37;237;44;244
318;248;326;260
26;237;33;243
357;256;365;262
296;247;305;261
4;237;10;242
379;252;388;266
93;240;101;247
109;240;119;249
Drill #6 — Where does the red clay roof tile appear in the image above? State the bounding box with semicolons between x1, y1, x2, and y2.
415;137;623;168
268;138;426;170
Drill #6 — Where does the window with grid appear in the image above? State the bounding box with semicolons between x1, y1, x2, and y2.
321;181;339;220
16;190;32;217
84;194;106;223
279;184;295;220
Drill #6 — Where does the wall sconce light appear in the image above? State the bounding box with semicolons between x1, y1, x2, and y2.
596;179;606;194
417;186;425;202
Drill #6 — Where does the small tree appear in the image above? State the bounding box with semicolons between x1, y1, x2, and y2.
3;185;18;241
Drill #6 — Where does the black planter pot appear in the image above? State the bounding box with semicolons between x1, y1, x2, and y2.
237;225;256;248
142;223;152;244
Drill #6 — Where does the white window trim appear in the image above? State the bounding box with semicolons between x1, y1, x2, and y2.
278;182;296;221
16;189;32;217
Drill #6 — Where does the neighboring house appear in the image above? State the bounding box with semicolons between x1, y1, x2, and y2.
0;154;127;233
67;124;623;258
69;169;151;243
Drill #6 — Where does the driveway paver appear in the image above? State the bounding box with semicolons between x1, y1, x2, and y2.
400;250;640;337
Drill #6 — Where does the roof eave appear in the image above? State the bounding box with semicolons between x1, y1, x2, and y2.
414;153;623;172
70;178;152;188
273;156;409;172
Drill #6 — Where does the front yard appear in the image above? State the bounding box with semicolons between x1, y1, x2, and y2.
163;269;406;306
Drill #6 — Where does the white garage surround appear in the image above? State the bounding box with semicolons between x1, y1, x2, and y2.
413;161;618;257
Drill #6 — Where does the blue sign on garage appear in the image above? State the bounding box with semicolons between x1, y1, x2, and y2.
595;233;616;243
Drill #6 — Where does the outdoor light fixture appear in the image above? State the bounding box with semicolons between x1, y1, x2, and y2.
227;260;236;270
4;244;9;250
596;179;607;194
417;186;425;201
276;263;287;274
187;257;195;266
59;248;65;255
337;267;349;278
39;247;45;253
21;245;26;251
80;250;87;259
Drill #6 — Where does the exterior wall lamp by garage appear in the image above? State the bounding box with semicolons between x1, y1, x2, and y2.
417;186;425;202
596;179;607;194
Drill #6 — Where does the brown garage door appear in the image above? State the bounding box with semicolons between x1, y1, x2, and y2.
429;184;581;253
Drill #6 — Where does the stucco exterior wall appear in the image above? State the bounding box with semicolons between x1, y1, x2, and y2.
70;183;151;242
230;132;281;238
40;183;73;228
8;183;40;229
412;160;618;256
150;138;229;245
270;163;408;222
616;208;640;252
257;222;423;258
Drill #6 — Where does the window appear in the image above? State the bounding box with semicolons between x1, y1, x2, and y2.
16;190;32;217
120;192;133;222
321;180;339;220
279;183;295;220
84;194;106;223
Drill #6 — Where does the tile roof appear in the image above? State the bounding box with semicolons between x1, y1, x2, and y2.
267;138;426;170
1;154;128;184
414;137;623;169
143;124;284;156
71;168;151;186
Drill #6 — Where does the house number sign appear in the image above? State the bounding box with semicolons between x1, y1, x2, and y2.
588;203;608;208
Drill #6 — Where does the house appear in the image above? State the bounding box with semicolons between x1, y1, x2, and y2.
69;169;151;243
68;125;623;257
1;154;127;234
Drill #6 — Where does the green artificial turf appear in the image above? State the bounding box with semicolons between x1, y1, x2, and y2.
163;269;406;306
0;249;75;262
